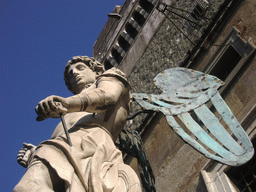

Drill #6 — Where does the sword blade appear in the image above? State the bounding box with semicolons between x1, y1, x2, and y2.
60;113;72;146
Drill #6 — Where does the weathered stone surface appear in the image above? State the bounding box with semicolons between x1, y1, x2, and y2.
94;0;256;191
125;0;227;191
14;56;142;192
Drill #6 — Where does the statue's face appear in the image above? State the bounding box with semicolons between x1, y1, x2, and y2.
68;62;97;94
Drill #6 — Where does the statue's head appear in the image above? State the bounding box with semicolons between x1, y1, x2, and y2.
64;56;105;94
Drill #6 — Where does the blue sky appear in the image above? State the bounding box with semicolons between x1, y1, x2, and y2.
0;0;125;190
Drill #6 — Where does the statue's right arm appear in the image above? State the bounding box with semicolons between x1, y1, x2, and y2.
17;142;36;168
65;76;125;113
35;76;126;121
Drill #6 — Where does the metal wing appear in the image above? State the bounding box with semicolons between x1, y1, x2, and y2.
132;67;254;166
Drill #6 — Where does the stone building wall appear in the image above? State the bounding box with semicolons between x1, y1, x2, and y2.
127;0;225;92
125;1;230;191
94;0;256;191
126;0;225;131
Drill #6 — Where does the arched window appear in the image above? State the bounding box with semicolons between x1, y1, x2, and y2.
139;0;154;13
118;36;131;52
125;23;138;39
133;11;146;26
111;48;123;64
104;60;113;70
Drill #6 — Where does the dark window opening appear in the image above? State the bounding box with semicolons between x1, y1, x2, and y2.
191;4;205;21
226;138;256;192
125;23;138;39
104;60;113;70
111;49;123;64
118;36;130;52
139;0;154;13
186;0;209;31
210;45;242;81
133;11;146;26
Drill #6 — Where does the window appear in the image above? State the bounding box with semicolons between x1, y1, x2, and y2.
111;48;123;64
125;23;138;39
104;60;112;70
118;36;131;52
201;136;256;192
203;27;256;95
186;0;209;31
133;11;146;26
139;0;154;13
209;45;242;81
226;138;256;192
102;0;157;68
199;27;256;192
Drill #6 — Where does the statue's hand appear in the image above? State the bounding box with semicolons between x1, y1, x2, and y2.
35;95;68;121
17;142;36;168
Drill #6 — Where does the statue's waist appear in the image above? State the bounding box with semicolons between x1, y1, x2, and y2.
69;123;113;140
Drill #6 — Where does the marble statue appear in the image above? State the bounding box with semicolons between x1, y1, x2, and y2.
14;56;142;192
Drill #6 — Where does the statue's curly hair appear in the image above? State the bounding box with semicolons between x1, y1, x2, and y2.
64;56;105;93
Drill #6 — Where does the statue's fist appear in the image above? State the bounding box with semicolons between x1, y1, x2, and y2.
17;142;36;168
35;95;68;121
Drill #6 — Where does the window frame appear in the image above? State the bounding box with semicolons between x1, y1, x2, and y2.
199;27;256;191
203;27;256;95
200;113;256;192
